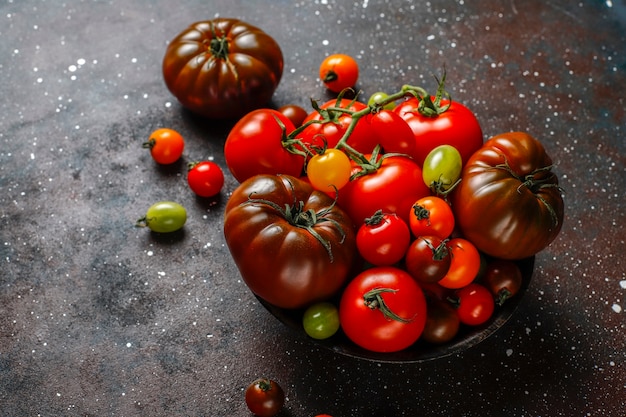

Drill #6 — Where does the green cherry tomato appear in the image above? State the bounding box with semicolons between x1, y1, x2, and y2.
307;149;352;193
367;91;396;110
422;144;462;193
302;302;340;340
136;201;187;233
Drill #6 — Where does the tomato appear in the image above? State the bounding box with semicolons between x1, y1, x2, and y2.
245;378;285;417
136;201;187;233
339;266;427;353
422;299;460;344
338;154;430;227
422;144;462;193
143;128;184;165
394;96;483;167
482;259;523;306
369;110;417;157
438;238;481;289
319;54;359;93
277;104;308;127
224;109;304;183
298;98;378;155
162;19;283;119
356;210;411;266
408;196;455;240
454;283;495;326
404;235;451;284
367;91;396;110
450;132;564;259
187;161;224;197
224;175;356;309
307;148;352;193
302;302;340;340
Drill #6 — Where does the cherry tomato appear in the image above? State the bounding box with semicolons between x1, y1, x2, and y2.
244;378;285;417
422;299;460;344
369;110;417;157
143;128;184;164
454;283;495;326
482;259;524;306
302;302;340;340
278;104;308;127
319;54;359;93
356;210;411;266
307;148;352;193
438;238;481;289
187;161;224;197
367;91;396;110
422;144;462;193
408;196;455;240
135;201;187;233
339;266;427;353
404;235;451;284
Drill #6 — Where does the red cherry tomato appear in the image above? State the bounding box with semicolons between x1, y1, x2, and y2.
278;104;308;127
143;128;185;164
438;238;481;289
404;235;451;284
356;210;411;266
339;266;427;353
369;110;417;157
482;259;524;306
187;161;224;197
454;283;495;326
244;378;285;417
319;54;359;93
408;196;455;240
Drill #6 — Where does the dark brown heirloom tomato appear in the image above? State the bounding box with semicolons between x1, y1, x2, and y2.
162;18;283;119
223;175;356;309
450;132;564;260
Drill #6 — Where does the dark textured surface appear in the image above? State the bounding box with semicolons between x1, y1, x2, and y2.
1;1;625;416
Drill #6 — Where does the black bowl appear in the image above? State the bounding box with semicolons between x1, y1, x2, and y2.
256;256;534;363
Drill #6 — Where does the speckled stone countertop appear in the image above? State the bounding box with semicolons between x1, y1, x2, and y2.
1;1;625;416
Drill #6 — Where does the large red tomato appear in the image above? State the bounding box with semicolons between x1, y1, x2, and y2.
338;154;430;227
394;97;483;166
162;19;283;119
450;132;564;260
224;175;356;309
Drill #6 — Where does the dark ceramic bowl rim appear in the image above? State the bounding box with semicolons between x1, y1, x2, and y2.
257;256;534;363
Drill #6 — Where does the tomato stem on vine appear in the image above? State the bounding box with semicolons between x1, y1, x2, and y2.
363;287;413;323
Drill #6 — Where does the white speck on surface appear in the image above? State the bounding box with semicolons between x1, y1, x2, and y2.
619;280;626;289
611;304;622;313
506;349;513;357
126;342;131;348
147;251;153;256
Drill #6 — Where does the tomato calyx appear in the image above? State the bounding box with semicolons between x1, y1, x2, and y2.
363;209;387;226
363;287;414;323
421;237;450;262
401;70;452;118
243;186;347;262
255;378;274;392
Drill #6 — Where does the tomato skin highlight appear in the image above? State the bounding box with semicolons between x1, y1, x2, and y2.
224;175;356;309
224;109;304;183
450;131;564;259
163;19;283;119
339;266;427;353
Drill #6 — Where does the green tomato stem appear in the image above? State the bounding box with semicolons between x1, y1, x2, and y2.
363;287;414;323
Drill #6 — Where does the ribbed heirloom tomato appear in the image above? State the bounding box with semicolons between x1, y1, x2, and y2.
450;132;564;259
223;175;356;309
162;18;283;119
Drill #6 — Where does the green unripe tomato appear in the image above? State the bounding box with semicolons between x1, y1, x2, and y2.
422;145;462;193
367;91;396;110
136;201;187;233
302;302;340;340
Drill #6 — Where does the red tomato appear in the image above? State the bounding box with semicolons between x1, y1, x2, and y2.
162;19;283;119
277;104;308;127
404;235;451;284
224;175;356;309
408;196;455;239
224;109;304;183
339;266;427;353
482;259;523;306
319;54;359;93
244;378;285;417
298;98;378;155
356;210;411;266
450;132;564;259
454;283;495;326
438;238;481;289
187;161;224;197
394;97;483;167
369;110;417;157
338;154;430;227
143;128;184;164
